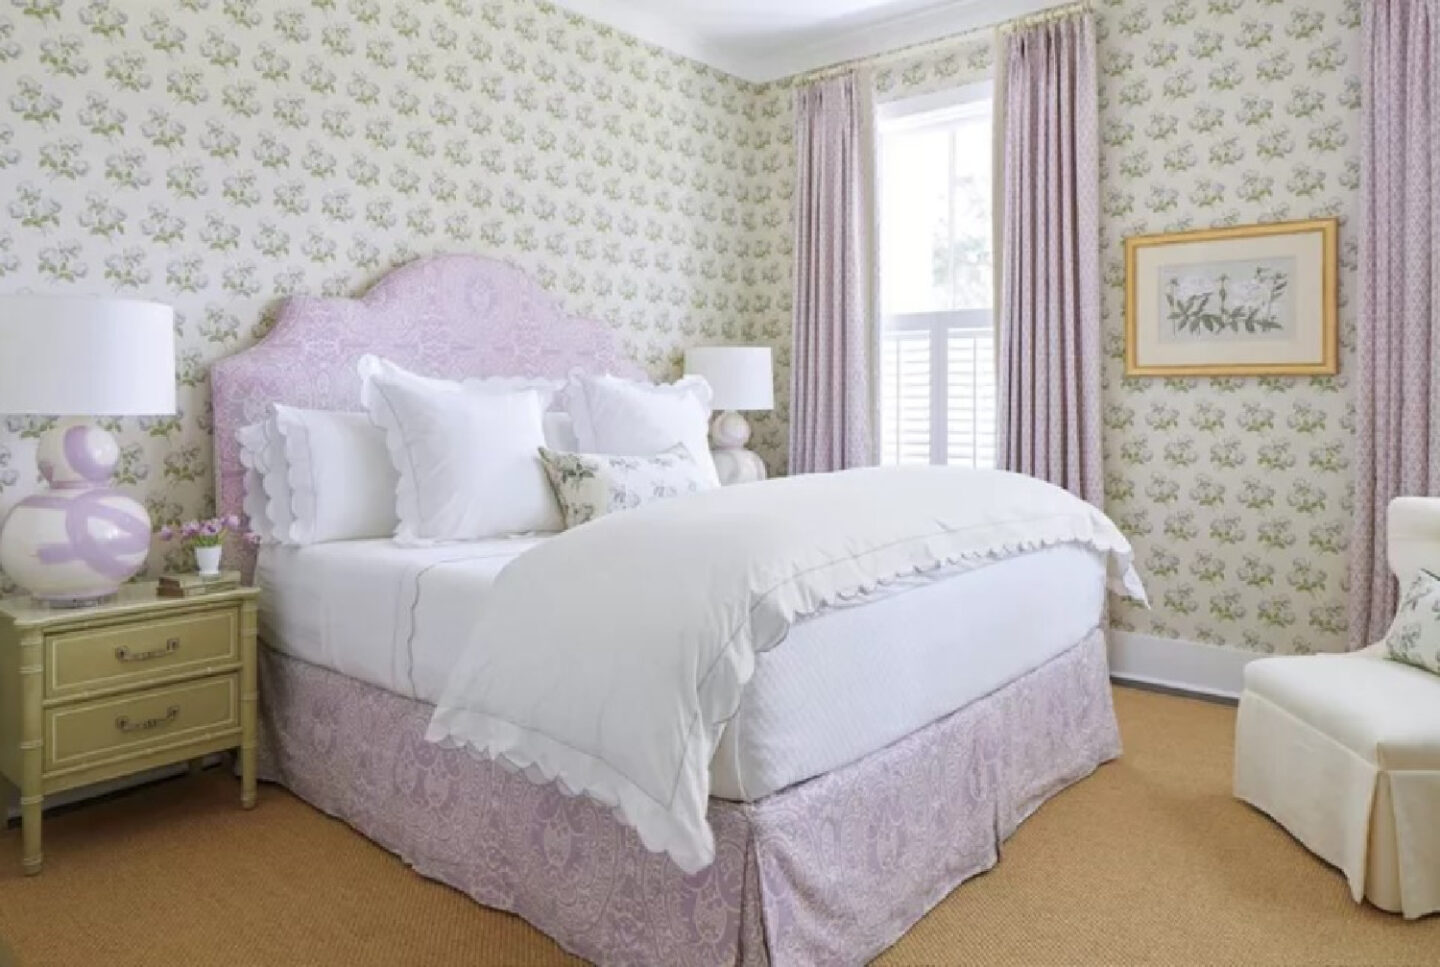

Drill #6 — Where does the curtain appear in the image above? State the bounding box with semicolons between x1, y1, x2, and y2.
1350;0;1440;648
995;12;1102;505
789;74;875;474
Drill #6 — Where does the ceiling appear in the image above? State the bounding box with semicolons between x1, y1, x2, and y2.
549;0;1052;82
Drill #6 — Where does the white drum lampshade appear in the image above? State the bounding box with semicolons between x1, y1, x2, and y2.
0;296;176;603
683;346;774;485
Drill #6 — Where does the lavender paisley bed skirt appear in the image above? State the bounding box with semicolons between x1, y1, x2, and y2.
256;627;1119;966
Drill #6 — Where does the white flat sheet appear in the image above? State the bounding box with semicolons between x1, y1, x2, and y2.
258;539;1105;802
258;538;546;703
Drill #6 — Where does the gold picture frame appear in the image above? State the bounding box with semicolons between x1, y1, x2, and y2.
1124;217;1338;377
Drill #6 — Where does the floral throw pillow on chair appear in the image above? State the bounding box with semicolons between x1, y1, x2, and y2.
1383;570;1440;675
538;443;718;529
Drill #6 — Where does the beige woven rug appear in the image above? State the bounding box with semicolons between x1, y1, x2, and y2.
1;686;1434;965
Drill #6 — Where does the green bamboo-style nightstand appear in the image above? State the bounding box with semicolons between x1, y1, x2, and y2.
0;583;259;874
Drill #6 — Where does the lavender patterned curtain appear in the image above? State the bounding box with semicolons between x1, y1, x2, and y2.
996;12;1103;505
1349;0;1440;648
789;74;874;474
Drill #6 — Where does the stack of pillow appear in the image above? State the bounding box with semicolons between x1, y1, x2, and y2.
238;356;721;547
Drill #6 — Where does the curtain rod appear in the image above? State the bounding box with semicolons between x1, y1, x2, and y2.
789;1;1092;86
997;1;1092;35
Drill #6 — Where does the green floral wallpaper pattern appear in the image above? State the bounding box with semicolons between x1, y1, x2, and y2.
0;0;1364;657
0;0;790;586
750;0;1362;656
1096;0;1360;655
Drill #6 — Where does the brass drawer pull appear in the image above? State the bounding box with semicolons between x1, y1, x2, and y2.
115;638;180;663
115;706;180;733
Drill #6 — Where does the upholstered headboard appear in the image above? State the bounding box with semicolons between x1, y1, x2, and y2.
211;254;642;552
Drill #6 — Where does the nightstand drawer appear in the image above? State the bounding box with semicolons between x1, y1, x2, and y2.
46;610;238;699
44;675;240;772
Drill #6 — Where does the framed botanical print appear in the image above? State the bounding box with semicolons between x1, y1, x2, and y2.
1124;218;1338;377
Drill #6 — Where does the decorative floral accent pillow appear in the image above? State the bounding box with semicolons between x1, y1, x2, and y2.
538;444;717;529
1383;570;1440;675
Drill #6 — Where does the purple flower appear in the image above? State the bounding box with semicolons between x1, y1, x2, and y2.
224;514;242;531
158;525;174;541
180;521;201;539
200;519;221;537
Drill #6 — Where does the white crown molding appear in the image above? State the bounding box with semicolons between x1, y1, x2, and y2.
550;0;1059;84
547;0;755;79
735;0;1053;83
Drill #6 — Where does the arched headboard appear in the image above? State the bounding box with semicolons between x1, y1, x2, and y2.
212;254;642;548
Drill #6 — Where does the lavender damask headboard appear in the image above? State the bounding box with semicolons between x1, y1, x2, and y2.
211;254;641;554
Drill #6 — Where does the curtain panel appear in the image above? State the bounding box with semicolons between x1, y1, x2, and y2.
789;74;876;474
995;12;1103;506
1350;0;1440;647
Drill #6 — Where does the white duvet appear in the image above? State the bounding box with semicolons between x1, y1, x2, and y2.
426;467;1147;873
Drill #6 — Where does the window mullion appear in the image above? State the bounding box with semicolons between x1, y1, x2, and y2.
948;127;958;312
931;320;947;466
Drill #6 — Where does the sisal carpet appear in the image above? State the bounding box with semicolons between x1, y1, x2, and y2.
0;687;1434;966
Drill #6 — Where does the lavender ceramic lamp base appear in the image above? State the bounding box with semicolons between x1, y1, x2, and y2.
0;419;151;606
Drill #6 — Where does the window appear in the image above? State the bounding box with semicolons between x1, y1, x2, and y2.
877;84;995;467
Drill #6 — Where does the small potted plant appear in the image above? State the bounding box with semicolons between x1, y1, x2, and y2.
158;515;244;576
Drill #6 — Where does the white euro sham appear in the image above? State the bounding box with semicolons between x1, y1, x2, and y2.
360;362;562;542
563;372;720;485
355;355;564;410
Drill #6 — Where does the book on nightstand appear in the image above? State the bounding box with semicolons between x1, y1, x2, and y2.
157;569;243;598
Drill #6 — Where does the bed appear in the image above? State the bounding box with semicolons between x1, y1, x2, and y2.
213;254;1130;966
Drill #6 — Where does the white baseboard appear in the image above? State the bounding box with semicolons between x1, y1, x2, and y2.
1107;630;1259;702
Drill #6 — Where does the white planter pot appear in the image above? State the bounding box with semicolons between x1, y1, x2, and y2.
194;545;223;576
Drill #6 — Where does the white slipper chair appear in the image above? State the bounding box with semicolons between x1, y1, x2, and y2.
1234;497;1440;919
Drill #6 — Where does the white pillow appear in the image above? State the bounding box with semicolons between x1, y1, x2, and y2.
356;354;563;409
361;369;561;543
543;412;579;451
563;373;719;486
237;424;275;543
272;405;399;544
237;419;295;544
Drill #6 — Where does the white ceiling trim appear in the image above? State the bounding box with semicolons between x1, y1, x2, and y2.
737;0;1054;83
547;0;746;77
549;0;1059;84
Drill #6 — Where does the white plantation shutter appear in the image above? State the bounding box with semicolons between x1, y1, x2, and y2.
879;327;932;465
946;324;996;467
879;311;994;467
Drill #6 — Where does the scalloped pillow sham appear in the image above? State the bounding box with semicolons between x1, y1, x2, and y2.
360;362;562;542
356;354;564;410
538;444;718;529
1384;570;1440;676
271;405;399;544
236;420;289;544
563;373;720;487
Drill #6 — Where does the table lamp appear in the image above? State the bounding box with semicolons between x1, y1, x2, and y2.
683;346;773;485
0;296;176;605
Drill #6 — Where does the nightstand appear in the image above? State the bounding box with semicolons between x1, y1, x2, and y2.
0;583;259;875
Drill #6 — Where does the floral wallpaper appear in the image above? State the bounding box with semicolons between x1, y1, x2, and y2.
0;0;1364;657
1096;0;1360;655
0;0;788;586
753;0;1362;657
